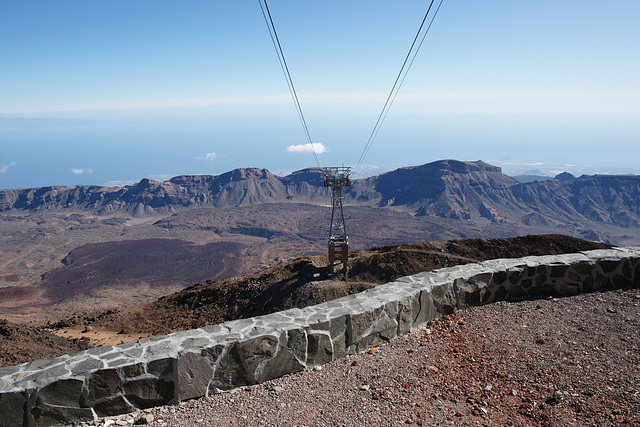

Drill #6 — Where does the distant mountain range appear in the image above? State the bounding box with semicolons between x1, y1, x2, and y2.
1;159;639;230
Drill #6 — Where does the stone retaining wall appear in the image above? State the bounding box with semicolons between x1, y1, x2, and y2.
1;247;639;426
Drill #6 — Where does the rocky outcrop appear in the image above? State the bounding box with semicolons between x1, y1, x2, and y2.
1;247;638;426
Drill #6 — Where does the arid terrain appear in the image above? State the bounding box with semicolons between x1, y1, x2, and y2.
1;160;639;425
0;203;587;323
2;160;640;325
0;234;611;368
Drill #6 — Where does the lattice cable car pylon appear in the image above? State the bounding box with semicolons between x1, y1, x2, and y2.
324;167;351;275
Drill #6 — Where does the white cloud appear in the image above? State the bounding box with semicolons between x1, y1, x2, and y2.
0;162;16;173
286;143;328;154
197;152;218;161
71;168;93;175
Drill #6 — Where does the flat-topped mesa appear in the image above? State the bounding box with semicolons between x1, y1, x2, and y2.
215;167;274;182
1;247;638;426
417;159;503;174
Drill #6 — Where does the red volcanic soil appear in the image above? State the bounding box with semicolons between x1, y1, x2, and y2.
0;319;90;368
0;285;38;301
39;238;247;303
0;274;21;282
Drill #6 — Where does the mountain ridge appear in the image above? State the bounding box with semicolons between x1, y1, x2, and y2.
1;159;639;230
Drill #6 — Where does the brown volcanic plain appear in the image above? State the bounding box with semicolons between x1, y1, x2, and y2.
0;202;564;323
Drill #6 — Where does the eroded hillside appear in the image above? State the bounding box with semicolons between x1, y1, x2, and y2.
45;234;609;342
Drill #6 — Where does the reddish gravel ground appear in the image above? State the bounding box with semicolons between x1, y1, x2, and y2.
90;287;640;427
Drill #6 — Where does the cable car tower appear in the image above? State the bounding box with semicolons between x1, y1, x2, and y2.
259;0;444;276
324;166;350;275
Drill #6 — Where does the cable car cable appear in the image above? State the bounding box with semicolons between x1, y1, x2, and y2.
258;0;321;168
354;0;444;174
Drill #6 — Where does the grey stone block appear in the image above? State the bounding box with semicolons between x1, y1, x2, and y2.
87;346;114;356
24;357;66;372
93;395;134;418
123;378;175;408
0;390;27;427
350;310;397;353
181;337;213;351
147;358;175;377
22;362;71;383
122;363;145;379
236;335;279;382
327;315;349;359
177;352;213;401
286;328;307;363
412;290;438;328
31;402;95;426
550;264;570;278
306;333;333;366
121;346;143;359
599;259;621;274
85;369;121;406
349;307;383;344
430;282;457;314
397;295;414;334
455;276;489;308
212;344;249;391
145;340;178;359
507;267;525;285
71;357;104;375
108;358;136;368
36;378;84;408
201;344;225;365
256;347;304;383
573;261;596;276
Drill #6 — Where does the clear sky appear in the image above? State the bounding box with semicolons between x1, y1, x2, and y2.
1;1;639;189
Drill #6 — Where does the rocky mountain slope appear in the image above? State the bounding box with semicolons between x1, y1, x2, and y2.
0;168;327;215
349;160;522;221
2;160;639;231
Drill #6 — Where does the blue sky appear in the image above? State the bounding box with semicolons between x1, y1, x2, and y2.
1;1;639;189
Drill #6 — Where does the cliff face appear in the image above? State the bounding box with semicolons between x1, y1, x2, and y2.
1;160;639;229
348;160;521;221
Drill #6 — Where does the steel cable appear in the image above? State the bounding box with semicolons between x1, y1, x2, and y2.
354;0;444;174
258;0;321;168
